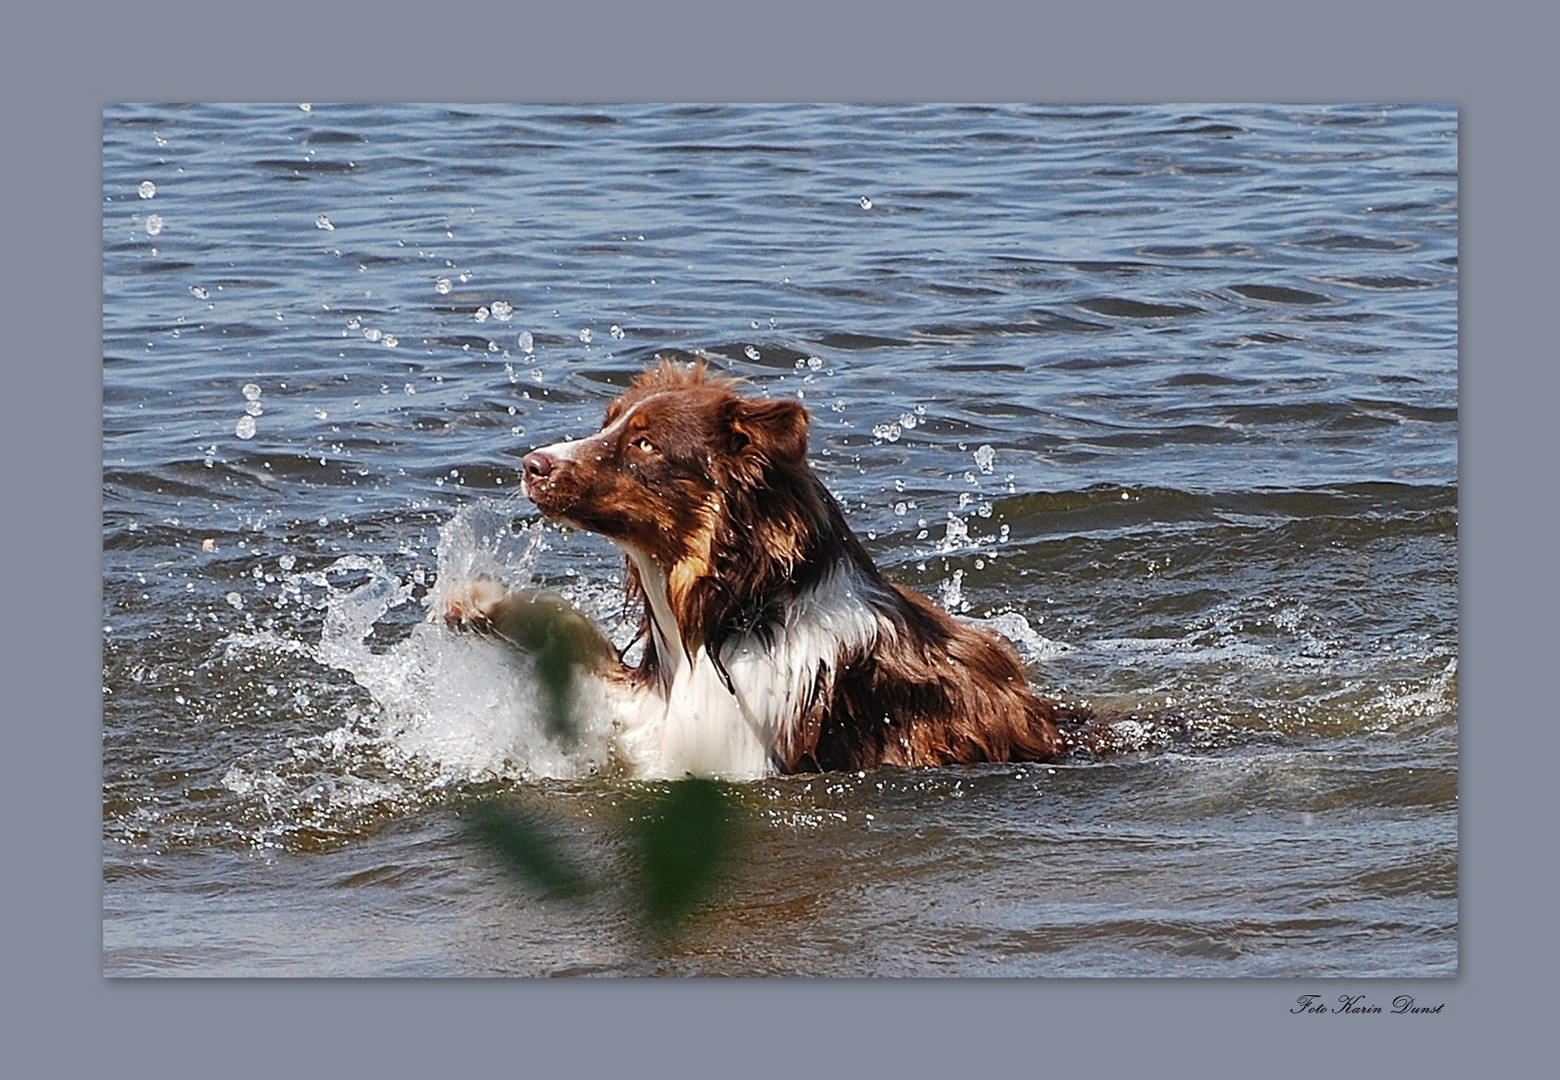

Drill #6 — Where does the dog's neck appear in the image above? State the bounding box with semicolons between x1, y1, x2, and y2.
621;547;689;688
617;476;884;693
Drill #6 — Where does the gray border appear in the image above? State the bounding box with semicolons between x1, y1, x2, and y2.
12;0;1546;1072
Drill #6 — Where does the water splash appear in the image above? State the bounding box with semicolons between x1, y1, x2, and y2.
973;610;1071;662
426;500;548;601
206;504;619;848
307;504;614;781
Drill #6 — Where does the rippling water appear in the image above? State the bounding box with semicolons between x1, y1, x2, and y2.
102;103;1457;976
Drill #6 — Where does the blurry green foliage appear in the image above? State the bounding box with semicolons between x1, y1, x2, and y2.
462;779;748;944
473;588;616;745
462;799;589;900
630;776;744;934
529;625;580;744
454;586;749;945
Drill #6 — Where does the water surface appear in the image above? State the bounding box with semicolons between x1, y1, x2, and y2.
102;102;1457;976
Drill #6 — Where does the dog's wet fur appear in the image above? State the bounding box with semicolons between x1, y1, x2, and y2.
445;360;1146;779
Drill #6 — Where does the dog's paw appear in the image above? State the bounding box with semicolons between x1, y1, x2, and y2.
431;583;618;673
432;577;512;632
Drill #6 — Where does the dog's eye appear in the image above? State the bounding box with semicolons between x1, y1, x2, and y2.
634;437;656;454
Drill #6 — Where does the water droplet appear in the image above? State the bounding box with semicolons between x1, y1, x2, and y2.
404;383;416;395
235;415;257;439
190;285;209;300
744;345;761;361
364;327;382;342
137;181;156;199
859;196;873;210
871;422;903;443
314;407;329;420
899;412;918;429
278;554;296;571
241;383;262;401
315;214;335;231
225;592;244;610
610;324;625;340
807;356;824;370
475;307;489;323
346;316;361;330
579;327;593;343
435;278;452;295
894;501;908;516
382;334;399;348
974;444;996;474
144;214;164;236
517;331;534;353
490;300;513;321
245;400;264;417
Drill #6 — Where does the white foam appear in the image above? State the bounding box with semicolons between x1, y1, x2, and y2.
209;503;619;815
342;621;613;781
971;610;1071;662
305;504;613;782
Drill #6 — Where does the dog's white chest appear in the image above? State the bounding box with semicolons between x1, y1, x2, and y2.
612;647;773;779
608;556;885;779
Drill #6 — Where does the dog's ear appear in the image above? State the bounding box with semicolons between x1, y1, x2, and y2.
725;396;810;467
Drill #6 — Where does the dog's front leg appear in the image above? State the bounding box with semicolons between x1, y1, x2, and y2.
435;580;618;675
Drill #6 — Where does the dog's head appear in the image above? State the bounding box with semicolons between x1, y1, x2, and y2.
522;360;812;571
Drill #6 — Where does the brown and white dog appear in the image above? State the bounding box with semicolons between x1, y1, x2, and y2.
448;360;1124;779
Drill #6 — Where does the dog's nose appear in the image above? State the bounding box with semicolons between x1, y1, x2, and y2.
523;450;555;482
